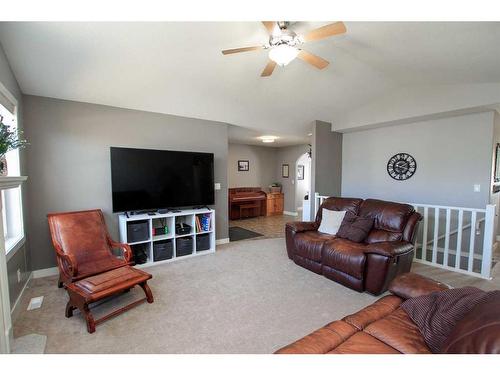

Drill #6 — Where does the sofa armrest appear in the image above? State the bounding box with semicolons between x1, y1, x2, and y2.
286;221;319;233
365;241;413;257
389;272;449;300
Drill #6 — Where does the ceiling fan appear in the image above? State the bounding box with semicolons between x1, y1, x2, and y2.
222;21;346;77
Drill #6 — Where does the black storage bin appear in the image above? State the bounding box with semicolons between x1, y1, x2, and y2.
131;243;149;264
127;220;149;243
153;240;173;261
175;223;192;235
196;234;210;251
176;237;193;257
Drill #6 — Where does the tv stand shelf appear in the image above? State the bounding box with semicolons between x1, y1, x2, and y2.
118;208;216;268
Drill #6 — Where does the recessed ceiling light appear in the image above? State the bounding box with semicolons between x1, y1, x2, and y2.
259;135;278;143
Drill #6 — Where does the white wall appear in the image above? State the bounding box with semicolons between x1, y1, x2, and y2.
227;143;277;189
295;152;311;212
334;83;500;132
276;144;310;213
342;111;495;209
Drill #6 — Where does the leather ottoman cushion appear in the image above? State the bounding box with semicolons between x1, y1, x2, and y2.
322;239;367;279
294;231;334;261
78;256;127;277
73;266;151;295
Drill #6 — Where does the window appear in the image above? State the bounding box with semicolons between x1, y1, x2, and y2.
0;96;24;256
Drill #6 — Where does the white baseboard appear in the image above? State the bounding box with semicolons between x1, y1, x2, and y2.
216;238;230;245
10;272;32;322
32;267;58;279
283;211;298;217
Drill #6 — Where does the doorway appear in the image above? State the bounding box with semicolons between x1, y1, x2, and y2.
295;152;311;220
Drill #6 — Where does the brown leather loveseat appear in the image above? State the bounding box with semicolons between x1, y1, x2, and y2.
286;197;422;295
275;273;500;354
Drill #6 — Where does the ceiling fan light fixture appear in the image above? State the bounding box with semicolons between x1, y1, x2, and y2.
268;44;299;66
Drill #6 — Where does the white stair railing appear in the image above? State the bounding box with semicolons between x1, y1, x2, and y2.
313;193;495;279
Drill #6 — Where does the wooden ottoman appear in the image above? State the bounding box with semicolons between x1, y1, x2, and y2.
65;266;154;333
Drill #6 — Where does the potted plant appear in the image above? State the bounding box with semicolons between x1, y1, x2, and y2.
0;115;28;176
269;182;282;193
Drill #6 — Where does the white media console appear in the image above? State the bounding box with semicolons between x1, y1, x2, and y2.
118;208;216;268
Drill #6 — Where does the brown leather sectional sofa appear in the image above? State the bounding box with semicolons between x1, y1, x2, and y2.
286;197;422;295
275;273;500;354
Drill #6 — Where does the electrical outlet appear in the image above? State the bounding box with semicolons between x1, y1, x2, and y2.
17;269;21;283
27;296;44;311
474;184;481;193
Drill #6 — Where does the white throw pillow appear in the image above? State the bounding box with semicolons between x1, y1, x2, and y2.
317;209;346;235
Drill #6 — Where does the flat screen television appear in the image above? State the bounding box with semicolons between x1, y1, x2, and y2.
110;147;214;212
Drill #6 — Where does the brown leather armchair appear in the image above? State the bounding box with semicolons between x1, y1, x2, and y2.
286;197;422;295
48;209;133;287
47;209;154;333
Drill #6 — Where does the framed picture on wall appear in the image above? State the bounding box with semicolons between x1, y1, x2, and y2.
297;165;304;180
282;164;289;178
238;160;249;171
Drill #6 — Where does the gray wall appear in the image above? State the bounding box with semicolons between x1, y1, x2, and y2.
312;120;342;197
342;111;495;208
276;144;310;213
227;143;277;189
0;42;30;306
310;120;342;218
23;95;229;271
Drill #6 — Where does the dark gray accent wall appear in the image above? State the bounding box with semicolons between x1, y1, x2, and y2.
23;95;229;271
0;42;30;307
310;120;342;217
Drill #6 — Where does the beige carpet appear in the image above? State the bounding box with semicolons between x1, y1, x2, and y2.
13;237;500;354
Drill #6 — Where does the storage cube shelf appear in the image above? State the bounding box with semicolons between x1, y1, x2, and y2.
118;209;215;268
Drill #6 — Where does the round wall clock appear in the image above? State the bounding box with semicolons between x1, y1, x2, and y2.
387;153;417;181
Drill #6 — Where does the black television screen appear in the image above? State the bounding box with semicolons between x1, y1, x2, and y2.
110;147;214;212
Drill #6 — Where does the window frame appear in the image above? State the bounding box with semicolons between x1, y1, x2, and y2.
0;82;25;261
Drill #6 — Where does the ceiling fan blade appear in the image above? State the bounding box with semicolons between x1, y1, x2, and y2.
303;22;346;42
222;46;262;55
262;21;277;34
261;60;277;77
298;50;330;69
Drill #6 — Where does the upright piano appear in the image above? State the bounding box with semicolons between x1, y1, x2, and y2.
228;187;267;220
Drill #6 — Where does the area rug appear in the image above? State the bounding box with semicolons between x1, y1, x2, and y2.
228;226;263;241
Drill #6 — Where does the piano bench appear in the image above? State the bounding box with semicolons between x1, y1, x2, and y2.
239;203;261;218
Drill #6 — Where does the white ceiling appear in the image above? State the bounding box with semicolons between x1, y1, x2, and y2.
1;22;500;146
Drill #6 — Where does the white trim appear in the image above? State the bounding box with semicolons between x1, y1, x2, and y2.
216;238;229;245
0;176;27;190
5;236;25;263
32;267;58;279
283;211;298;217
10;272;31;323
